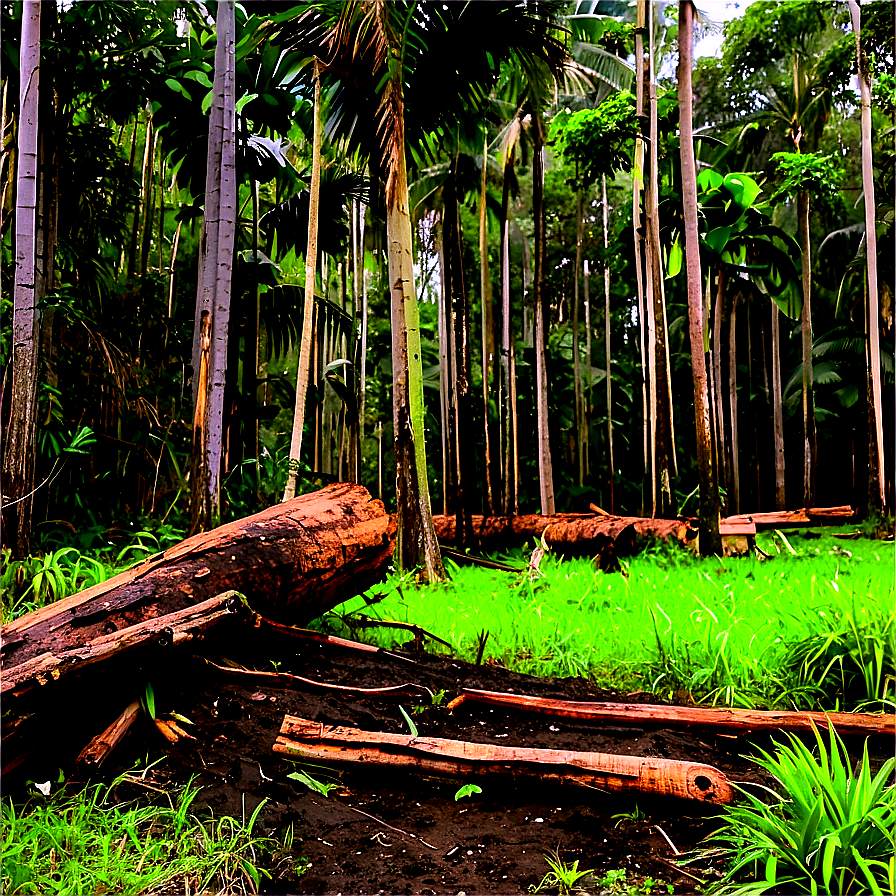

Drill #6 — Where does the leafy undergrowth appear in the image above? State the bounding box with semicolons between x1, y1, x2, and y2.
317;528;895;712
1;765;283;896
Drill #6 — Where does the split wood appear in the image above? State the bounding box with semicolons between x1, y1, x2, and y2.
273;715;734;804
206;658;430;698
76;699;142;769
1;591;248;697
451;688;895;738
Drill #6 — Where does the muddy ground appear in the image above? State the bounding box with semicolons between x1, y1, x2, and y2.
5;618;889;895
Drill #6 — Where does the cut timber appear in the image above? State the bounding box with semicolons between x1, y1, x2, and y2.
1;591;247;697
433;514;693;568
76;700;142;769
456;689;895;738
274;714;734;804
723;506;854;529
1;484;395;686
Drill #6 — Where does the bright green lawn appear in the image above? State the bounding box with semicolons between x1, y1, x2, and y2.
317;528;895;712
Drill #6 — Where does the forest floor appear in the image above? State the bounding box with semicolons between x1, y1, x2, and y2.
58;619;884;896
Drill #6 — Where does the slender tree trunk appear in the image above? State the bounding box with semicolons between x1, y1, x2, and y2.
797;190;815;507
139;127;156;277
2;1;41;558
712;270;729;511
436;221;451;516
386;86;444;581
848;0;886;512
479;137;496;515
633;1;649;515
358;202;368;483
573;189;585;487
770;304;786;508
190;0;236;531
500;147;516;516
283;60;323;501
728;290;740;514
601;175;614;513
678;0;721;555
532;112;555;515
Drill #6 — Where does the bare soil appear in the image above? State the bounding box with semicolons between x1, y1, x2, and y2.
7;619;888;895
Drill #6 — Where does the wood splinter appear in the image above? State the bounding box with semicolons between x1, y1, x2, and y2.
273;714;734;804
76;699;142;769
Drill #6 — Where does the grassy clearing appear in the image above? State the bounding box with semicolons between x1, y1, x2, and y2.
1;766;283;896
318;529;895;711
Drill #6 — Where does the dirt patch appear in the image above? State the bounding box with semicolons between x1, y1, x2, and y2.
5;620;889;895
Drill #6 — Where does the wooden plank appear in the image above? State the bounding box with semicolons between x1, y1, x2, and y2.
456;688;895;738
273;715;735;804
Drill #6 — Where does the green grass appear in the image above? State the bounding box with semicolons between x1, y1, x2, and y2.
317;528;895;711
1;768;279;895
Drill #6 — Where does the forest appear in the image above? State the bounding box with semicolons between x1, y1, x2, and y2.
1;2;894;895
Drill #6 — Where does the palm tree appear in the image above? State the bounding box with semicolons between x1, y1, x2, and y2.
189;0;237;532
678;0;721;555
2;0;42;558
847;0;886;512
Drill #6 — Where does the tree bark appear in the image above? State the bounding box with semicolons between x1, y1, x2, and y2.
532;112;555;515
602;176;615;513
275;715;734;804
283;58;323;501
678;1;722;556
2;1;41;559
1;484;396;693
798;189;815;508
848;0;886;512
386;88;444;581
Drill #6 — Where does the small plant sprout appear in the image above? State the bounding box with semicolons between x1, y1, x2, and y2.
530;851;595;895
287;771;340;797
454;784;482;801
611;804;647;827
398;705;419;738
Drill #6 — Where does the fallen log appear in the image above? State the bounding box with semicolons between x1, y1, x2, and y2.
1;484;396;690
273;715;734;804
723;506;854;529
453;689;895;738
1;591;248;697
432;514;693;566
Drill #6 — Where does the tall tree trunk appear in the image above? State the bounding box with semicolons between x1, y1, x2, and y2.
848;0;886;512
385;82;444;582
500;146;516;516
712;270;729;511
2;1;41;559
797;189;815;507
479;137;496;515
770;303;786;508
190;0;236;531
358;202;368;483
633;1;649;515
532;112;555;515
728;290;740;514
436;221;451;516
678;0;721;555
573;189;585;487
283;60;323;502
601;175;614;513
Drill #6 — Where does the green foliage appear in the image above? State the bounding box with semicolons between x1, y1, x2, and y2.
707;726;895;895
0;771;275;895
454;784;483;801
550;92;637;190
287;771;340;797
769;152;843;216
530;851;595;895
319;532;894;711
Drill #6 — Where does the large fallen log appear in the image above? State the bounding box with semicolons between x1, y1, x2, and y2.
723;506;854;529
1;484;395;693
273;715;734;804
432;514;693;560
452;689;895;738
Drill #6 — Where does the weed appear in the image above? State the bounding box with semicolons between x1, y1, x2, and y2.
1;768;274;895
454;784;482;801
287;771;340;797
398;704;419;737
530;851;595;895
611;804;647;827
705;724;895;895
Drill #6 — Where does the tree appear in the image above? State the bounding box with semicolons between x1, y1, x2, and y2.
847;0;886;513
189;0;237;533
678;0;721;555
2;1;41;559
